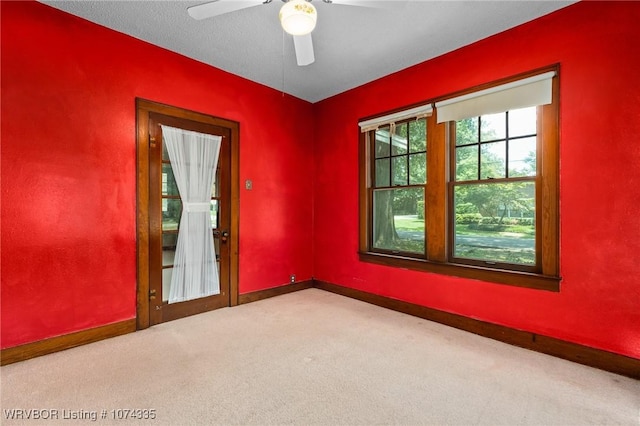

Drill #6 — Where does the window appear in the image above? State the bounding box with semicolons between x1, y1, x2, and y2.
372;119;427;255
450;108;537;270
359;67;560;290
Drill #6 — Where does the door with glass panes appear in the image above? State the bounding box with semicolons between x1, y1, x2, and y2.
148;112;230;325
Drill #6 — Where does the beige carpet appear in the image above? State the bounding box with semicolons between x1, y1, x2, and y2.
1;289;639;425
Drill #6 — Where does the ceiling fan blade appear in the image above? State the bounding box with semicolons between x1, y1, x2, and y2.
328;0;406;9
293;34;315;66
187;1;263;20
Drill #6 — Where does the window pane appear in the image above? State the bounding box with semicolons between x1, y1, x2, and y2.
409;153;426;184
375;158;390;187
456;117;478;146
392;156;408;186
509;137;537;177
375;128;390;158
162;163;179;196
480;141;506;179
453;182;535;265
456;145;478;181
162;199;181;231
409;118;426;153
373;188;425;254
509;107;537;137
392;123;408;155
480;113;506;142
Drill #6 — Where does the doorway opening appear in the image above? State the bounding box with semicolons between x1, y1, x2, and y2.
136;99;239;329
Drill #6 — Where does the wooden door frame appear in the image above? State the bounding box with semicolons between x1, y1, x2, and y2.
135;98;240;330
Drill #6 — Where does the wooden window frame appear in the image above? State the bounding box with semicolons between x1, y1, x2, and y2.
369;119;428;258
359;66;560;291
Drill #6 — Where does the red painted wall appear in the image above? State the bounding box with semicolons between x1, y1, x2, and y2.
4;1;639;361
313;1;640;359
1;1;313;348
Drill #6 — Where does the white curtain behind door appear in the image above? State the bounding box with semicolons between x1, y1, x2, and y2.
161;125;222;304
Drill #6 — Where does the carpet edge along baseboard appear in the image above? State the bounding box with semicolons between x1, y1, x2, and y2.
4;280;638;380
312;280;640;380
2;281;315;365
238;280;314;304
1;319;137;366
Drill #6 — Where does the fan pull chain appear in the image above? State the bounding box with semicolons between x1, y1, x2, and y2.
281;28;286;97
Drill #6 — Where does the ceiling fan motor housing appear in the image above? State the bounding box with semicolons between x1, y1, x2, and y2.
279;0;318;35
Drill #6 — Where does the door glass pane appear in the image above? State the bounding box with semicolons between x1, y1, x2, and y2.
480;141;506;179
162;233;177;267
392;156;407;186
163;249;175;268
509;137;537;177
210;200;219;229
372;188;425;254
162;199;181;231
162;233;178;247
375;158;390;187
162;267;172;302
453;182;535;265
162;163;179;196
162;141;169;161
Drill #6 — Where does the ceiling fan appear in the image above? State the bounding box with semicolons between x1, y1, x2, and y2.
187;0;397;66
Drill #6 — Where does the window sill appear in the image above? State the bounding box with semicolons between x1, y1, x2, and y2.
358;251;560;292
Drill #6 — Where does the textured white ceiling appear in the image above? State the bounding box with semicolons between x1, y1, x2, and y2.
39;0;575;103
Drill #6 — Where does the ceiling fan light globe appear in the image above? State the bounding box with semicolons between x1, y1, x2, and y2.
279;0;317;36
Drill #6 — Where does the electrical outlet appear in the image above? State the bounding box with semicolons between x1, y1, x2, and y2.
290;274;296;283
245;179;253;190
